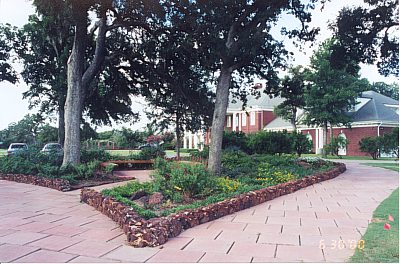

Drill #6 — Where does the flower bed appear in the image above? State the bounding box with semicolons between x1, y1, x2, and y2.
0;173;71;191
81;162;346;247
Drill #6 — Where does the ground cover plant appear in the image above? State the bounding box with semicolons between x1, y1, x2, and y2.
101;151;336;219
364;163;399;172
349;188;399;263
0;147;115;184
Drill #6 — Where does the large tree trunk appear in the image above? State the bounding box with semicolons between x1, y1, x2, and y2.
329;122;334;155
58;106;65;145
175;114;181;160
208;66;232;175
291;107;297;132
62;20;86;166
322;122;328;158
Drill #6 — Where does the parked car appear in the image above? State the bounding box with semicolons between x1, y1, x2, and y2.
41;143;63;155
7;143;28;156
138;142;163;150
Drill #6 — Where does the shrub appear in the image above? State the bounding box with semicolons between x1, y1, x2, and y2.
140;146;165;159
151;159;216;201
191;147;209;160
359;137;381;159
324;136;349;158
257;163;297;185
80;149;111;163
247;130;293;155
216;177;241;193
222;131;248;152
221;150;257;178
381;128;399;158
292;132;312;156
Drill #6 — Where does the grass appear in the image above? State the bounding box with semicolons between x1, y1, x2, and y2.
0;149;6;157
302;153;397;161
349;188;399;263
364;163;399;172
106;149;190;157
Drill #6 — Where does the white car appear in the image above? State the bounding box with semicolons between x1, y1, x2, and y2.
41;143;63;154
7;143;28;156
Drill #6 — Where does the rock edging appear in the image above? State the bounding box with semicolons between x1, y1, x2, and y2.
0;173;71;191
81;162;346;247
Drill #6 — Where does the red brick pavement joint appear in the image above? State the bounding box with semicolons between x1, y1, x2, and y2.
80;163;346;248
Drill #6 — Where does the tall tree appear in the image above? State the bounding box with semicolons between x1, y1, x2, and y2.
33;0;163;165
0;24;17;83
273;66;308;131
303;39;367;157
170;0;323;174
139;19;215;159
0;114;44;146
330;0;399;77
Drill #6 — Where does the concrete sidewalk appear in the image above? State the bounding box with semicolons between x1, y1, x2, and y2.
0;162;398;263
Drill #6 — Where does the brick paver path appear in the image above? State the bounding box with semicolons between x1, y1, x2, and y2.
0;162;397;263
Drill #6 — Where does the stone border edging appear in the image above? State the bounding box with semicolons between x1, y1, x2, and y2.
80;162;346;247
0;173;71;191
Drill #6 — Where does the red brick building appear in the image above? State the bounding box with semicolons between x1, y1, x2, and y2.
183;91;399;157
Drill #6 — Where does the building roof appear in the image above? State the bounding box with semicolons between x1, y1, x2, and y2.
348;91;399;123
227;92;284;112
265;90;399;130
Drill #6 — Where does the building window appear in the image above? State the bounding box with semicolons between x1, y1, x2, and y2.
227;116;232;127
250;112;256;126
242;113;247;126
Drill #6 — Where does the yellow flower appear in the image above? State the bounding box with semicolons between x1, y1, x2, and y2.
174;186;182;191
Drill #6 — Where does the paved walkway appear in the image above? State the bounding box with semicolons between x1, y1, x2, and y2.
0;162;398;263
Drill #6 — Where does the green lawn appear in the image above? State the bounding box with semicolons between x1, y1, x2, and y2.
349;188;399;263
364;163;399;172
302;154;397;161
106;149;190;157
0;149;6;157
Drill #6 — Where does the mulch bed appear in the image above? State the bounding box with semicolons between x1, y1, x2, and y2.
81;162;346;248
0;173;134;192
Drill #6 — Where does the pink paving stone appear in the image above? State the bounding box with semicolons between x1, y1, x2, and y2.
147;249;205;263
5;211;45;219
42;224;89;237
179;227;221;239
323;246;355;262
275;245;325;262
75;228;124;242
300;218;338;227
0;230;49;245
160;237;193;250
267;216;300;226
183;238;234;254
80;219;120;229
15;221;62;233
282;225;321;236
61;240;121;258
0;217;33;229
216;230;258;243
0;229;18;237
25;213;71;223
13;249;77;263
0;244;39;262
232;214;268;224
199;252;252;263
298;206;329;212
258;233;299;245
51;216;97;227
319;226;360;236
69;256;120;263
335;218;370;228
102;245;159;262
252;257;295;263
228;242;276;258
244;223;282;234
213;214;236;222
316;211;350;219
300;235;342;247
207;221;247;231
284;210;316;218
27;235;83;251
253;209;285;217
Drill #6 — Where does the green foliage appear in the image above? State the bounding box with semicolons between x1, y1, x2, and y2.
371;82;399;100
324;136;349;158
139;146;165;160
331;1;398;76
359;137;381;160
0;114;44;146
381;128;399;158
36;124;58;144
0;24;17;83
80;149;111;163
292;132;313;157
190;147;209;160
221;150;257;178
216;177;241;193
247;130;293;155
152;159;216;201
272;66;307;129
257;163;297;185
222;131;248;152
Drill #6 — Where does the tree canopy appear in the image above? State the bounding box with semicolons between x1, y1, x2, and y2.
330;0;399;76
0;24;17;83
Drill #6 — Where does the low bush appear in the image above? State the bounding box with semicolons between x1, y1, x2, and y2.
257;163;297;185
247;130;293;155
80;149;111;163
222;131;249;152
221;150;257;178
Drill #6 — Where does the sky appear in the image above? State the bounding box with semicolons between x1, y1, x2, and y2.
0;0;398;131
